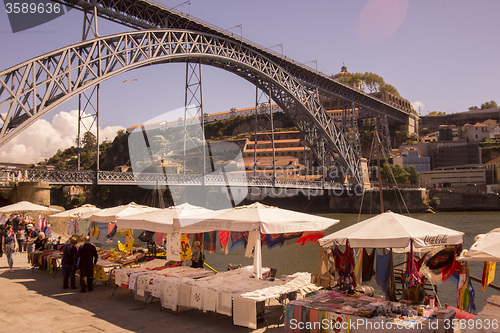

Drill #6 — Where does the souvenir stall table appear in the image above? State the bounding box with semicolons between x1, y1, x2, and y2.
285;290;456;333
29;249;63;274
166;265;320;329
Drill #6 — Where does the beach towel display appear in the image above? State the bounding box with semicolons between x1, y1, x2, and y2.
230;231;248;251
89;221;100;239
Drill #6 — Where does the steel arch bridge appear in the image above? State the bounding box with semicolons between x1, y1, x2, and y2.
0;29;363;183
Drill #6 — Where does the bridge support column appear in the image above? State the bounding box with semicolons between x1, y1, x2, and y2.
13;181;51;206
253;87;275;183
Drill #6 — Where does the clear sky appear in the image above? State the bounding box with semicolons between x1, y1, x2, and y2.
0;0;499;163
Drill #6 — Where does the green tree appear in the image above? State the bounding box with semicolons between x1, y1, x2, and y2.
427;196;440;210
405;166;420;185
481;100;498;110
427;111;446;116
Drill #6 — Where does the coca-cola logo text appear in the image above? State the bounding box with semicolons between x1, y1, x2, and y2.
423;234;448;245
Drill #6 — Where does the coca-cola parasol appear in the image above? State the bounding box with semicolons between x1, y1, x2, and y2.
319;211;464;252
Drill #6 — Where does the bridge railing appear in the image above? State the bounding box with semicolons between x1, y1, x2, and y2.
0;168;356;191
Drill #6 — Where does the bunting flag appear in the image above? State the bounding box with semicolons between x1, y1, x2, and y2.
482;261;496;291
230;231;248;251
203;231;217;254
180;234;192;260
219;230;230;254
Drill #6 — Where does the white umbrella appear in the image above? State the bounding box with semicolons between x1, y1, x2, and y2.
318;211;464;251
0;201;60;214
183;202;340;278
89;202;160;223
50;204;102;221
457;228;500;262
116;203;214;233
181;202;339;234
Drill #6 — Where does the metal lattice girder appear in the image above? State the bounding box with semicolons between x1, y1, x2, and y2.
376;114;392;157
0;29;362;184
54;0;411;122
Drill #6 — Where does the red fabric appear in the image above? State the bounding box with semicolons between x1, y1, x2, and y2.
294;231;325;246
446;306;476;320
218;230;229;246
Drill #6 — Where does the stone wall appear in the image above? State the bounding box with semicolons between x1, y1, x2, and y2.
13;181;51;205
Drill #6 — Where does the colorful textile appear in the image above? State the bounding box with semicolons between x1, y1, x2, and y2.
375;249;392;296
203;231;217;254
219;230;230;254
180;234;192;260
334;245;356;290
362;248;376;281
154;232;166;246
67;218;81;235
482;261;496;291
230;231;248;251
90;222;100;239
265;233;282;249
106;223;117;242
295;231;325;246
403;252;421;287
44;224;52;238
354;248;362;286
450;262;476;313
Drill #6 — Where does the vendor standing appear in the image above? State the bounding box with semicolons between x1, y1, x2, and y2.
26;224;38;257
191;241;205;268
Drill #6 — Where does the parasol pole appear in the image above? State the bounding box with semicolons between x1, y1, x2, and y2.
253;229;262;279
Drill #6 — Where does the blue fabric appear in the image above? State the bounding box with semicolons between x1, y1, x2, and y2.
375;249;392;296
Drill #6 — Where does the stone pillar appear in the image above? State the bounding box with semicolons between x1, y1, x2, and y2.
14;181;51;205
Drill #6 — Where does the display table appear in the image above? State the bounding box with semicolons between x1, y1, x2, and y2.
285;290;456;333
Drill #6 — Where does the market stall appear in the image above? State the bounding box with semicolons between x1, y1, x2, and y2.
285;290;456;333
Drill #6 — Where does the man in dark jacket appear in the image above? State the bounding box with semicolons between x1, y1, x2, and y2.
61;237;78;289
77;236;98;292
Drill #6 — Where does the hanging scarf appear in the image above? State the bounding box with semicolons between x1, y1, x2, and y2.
89;222;100;239
375;249;392;297
334;244;356;290
295;231;325;246
106;223;117;242
265;234;282;249
219;230;230;254
362;248;376;281
230;231;248;251
203;231;217;254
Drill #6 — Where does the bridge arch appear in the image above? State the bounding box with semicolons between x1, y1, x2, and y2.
0;29;361;183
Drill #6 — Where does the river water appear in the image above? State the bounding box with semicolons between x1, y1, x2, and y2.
91;211;499;312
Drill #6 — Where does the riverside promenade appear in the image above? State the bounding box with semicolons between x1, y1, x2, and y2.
0;253;284;333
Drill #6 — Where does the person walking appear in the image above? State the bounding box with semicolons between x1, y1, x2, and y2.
2;225;18;272
61;237;78;289
77;236;98;292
